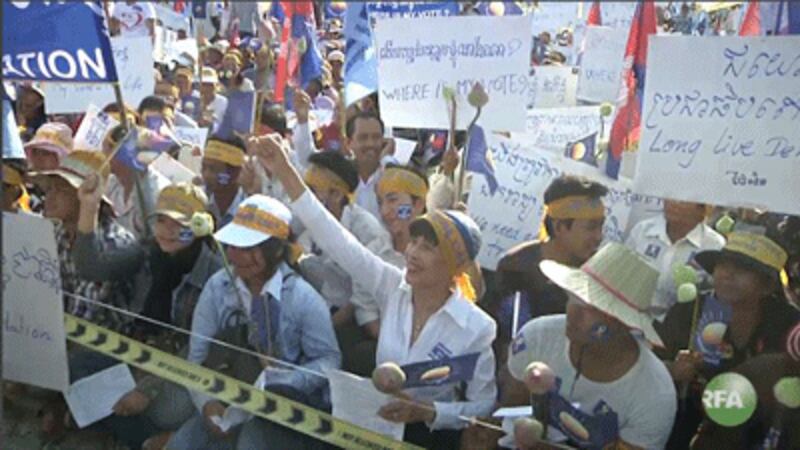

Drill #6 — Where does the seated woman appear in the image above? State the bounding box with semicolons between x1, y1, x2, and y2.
168;194;341;450
72;178;223;448
655;220;800;449
250;133;497;449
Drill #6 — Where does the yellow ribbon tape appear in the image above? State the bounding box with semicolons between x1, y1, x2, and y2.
64;314;420;450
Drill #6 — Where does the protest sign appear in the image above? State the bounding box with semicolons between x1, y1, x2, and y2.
367;2;459;20
153;3;190;33
3;1;117;83
152;153;197;185
635;36;800;215
174;126;209;149
154;25;179;64
467;135;563;270
601;2;637;30
73;104;120;151
577;26;627;104
530;2;579;35
43;36;155;114
528;66;578;109
375;15;531;131
2;212;69;392
523;106;602;150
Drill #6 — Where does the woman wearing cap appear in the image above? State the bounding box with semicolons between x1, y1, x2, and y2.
655;223;800;449
251;134;496;449
68;177;224;447
167;194;340;450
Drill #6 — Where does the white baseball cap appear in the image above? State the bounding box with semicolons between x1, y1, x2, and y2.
215;195;293;248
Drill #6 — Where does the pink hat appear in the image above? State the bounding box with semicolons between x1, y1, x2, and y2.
24;122;73;160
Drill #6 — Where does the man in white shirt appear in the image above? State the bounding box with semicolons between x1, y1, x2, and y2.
506;243;676;450
346;112;395;220
625;200;724;320
198;67;228;134
110;1;156;39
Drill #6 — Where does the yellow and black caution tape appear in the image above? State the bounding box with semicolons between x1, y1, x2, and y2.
64;314;423;450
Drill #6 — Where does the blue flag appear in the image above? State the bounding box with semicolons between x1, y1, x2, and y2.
3;1;117;83
401;353;480;389
466;125;499;195
3;99;24;159
192;0;207;19
217;90;257;140
344;3;377;106
292;9;324;89
565;133;599;168
114;127;180;172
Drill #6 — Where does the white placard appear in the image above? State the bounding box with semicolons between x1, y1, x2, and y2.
174;127;208;175
531;2;580;35
467;136;563;270
635;36;800;215
522;106;602;150
153;4;190;32
577;26;627;104
151;153;196;185
65;364;136;428
2;212;69;392
601;2;637;30
174;126;209;149
43;36;155;114
154;25;179;64
375;15;531;131
529;66;578;109
73;104;120;152
327;369;404;441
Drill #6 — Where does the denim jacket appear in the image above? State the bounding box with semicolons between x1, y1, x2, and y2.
187;263;341;411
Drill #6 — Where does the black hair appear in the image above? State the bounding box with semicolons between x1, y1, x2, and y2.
259;231;300;273
345;111;384;139
259;103;288;136
409;218;439;247
138;95;168;116
307;151;359;193
543;175;608;238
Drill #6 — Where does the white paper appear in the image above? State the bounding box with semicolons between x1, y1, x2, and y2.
326;369;405;441
73;104;121;152
211;407;251;432
529;66;578;109
393;138;417;165
43;37;155;114
635;36;800;215
576;26;627;104
65;364;136;428
521;106;602;151
492;406;533;418
375;15;531;131
2;213;69;392
151;153;197;184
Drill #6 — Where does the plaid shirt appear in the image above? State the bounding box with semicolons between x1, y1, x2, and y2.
56;217;137;332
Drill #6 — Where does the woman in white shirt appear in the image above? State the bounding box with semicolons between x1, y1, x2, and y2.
249;134;497;449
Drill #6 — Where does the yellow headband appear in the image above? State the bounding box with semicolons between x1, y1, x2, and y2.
726;232;788;272
3;165;24;186
545;195;605;220
304;165;354;203
377;168;428;200
424;211;471;277
205;140;245;167
233;205;290;240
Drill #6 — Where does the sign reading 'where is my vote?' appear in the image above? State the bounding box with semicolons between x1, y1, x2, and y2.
3;1;117;83
375;15;531;131
635;36;800;216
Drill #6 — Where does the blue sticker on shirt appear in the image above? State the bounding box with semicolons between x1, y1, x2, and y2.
644;243;662;259
428;342;453;360
693;293;733;366
178;227;194;243
546;377;620;449
401;352;480;389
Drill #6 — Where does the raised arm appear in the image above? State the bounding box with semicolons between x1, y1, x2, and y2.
248;134;404;305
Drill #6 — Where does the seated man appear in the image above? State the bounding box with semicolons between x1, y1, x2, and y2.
168;194;341;450
506;243;676;449
490;176;607;385
200;136;247;229
626;200;724;320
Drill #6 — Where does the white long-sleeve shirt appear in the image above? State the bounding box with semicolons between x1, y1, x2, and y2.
291;190;497;430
